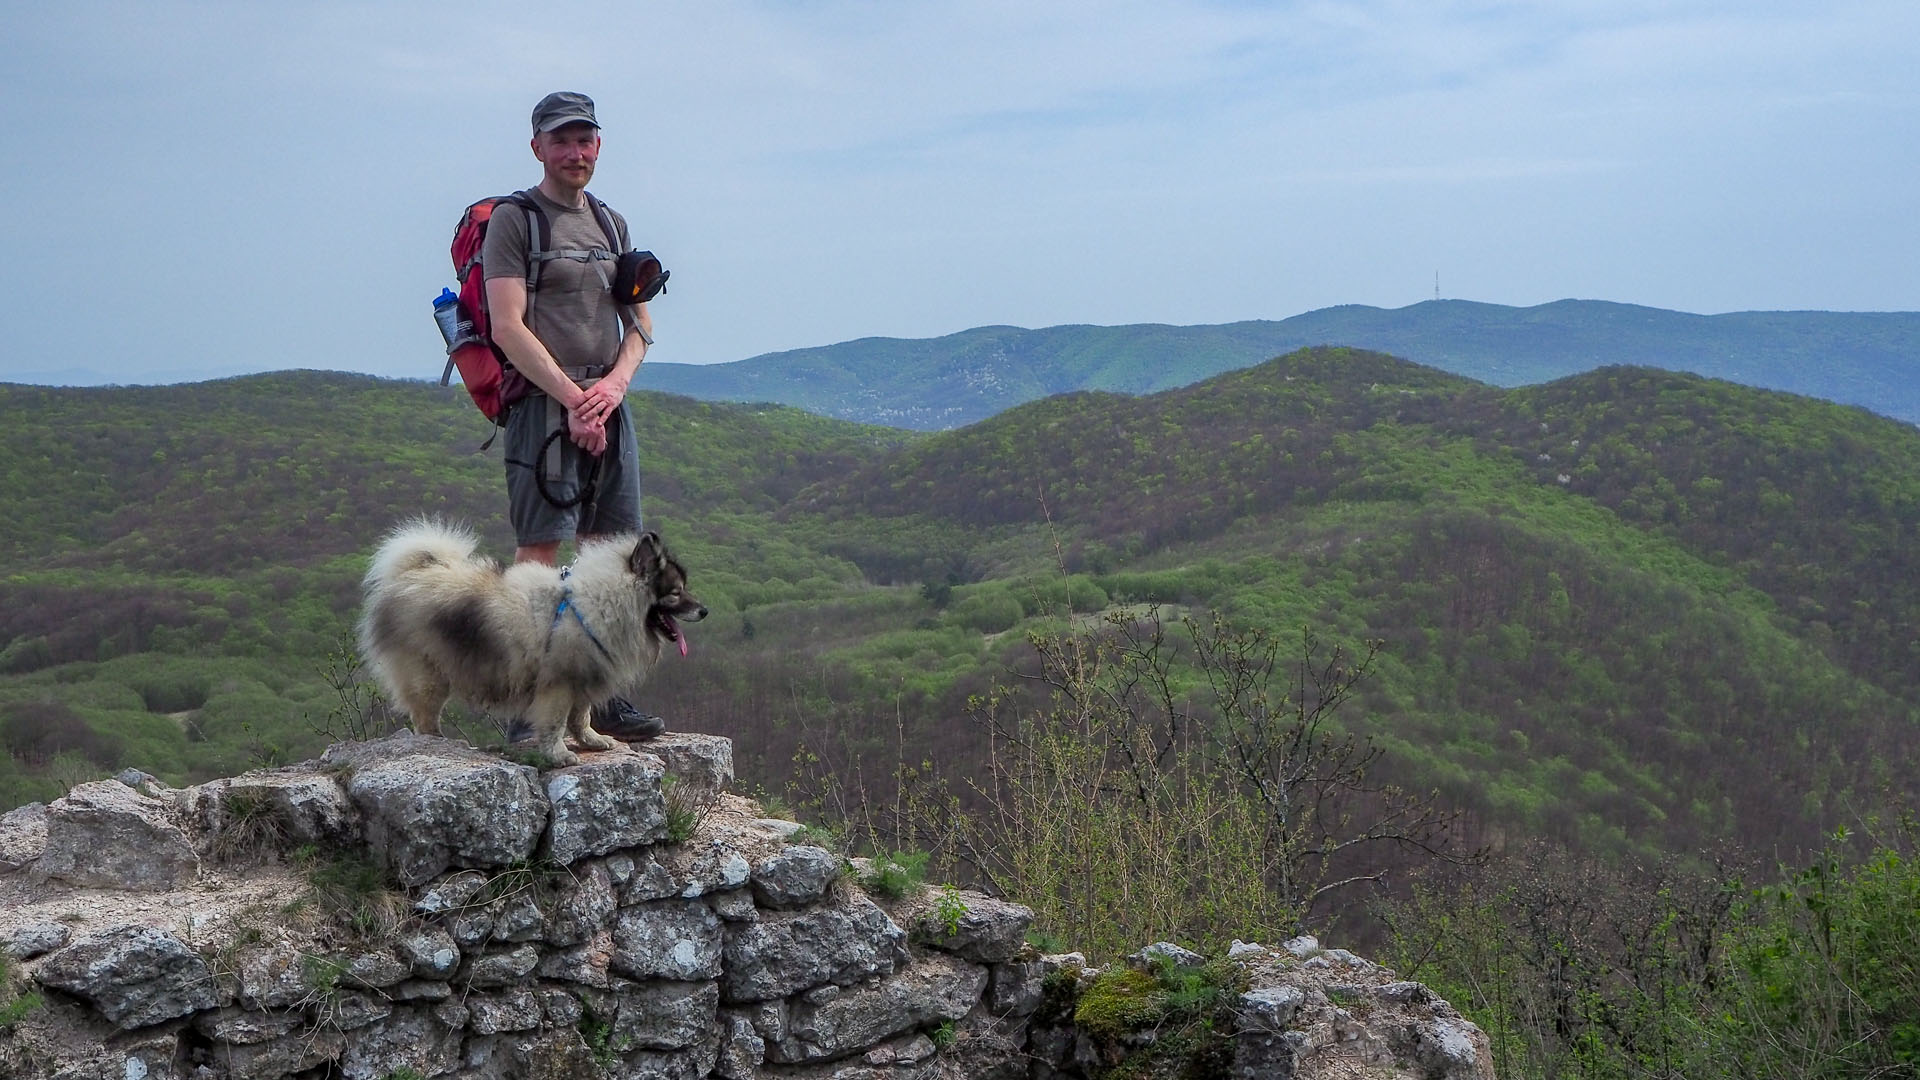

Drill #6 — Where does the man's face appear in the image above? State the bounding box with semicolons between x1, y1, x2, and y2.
533;122;600;191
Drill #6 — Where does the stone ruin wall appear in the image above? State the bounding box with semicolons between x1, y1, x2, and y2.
0;733;1493;1080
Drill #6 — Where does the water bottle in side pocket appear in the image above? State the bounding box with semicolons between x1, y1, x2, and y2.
432;287;473;353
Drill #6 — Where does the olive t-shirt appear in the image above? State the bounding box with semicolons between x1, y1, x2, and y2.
481;187;631;376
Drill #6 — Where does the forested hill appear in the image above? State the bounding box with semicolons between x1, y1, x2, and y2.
777;349;1920;855
1;355;1916;870
635;300;1920;430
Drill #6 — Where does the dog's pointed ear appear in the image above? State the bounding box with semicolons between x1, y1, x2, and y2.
629;532;666;576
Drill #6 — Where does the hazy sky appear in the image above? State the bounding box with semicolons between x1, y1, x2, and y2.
3;0;1915;384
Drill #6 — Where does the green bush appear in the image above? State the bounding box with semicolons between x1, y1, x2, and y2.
1382;827;1920;1080
950;588;1023;635
124;664;213;713
1017;575;1110;617
1708;838;1920;1078
859;850;929;899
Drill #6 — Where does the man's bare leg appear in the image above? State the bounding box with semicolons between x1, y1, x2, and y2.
518;534;613;566
515;540;562;566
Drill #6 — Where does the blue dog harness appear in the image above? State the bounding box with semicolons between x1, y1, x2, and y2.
547;567;615;662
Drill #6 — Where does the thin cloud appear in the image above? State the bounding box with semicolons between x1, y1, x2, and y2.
0;0;1913;383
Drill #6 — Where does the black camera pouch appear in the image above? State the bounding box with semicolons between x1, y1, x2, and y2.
613;250;669;305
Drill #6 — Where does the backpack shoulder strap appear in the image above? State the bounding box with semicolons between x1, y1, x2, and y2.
506;191;552;290
585;193;624;254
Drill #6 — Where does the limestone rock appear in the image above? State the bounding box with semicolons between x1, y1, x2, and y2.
1238;985;1307;1032
613;979;722;1050
114;768;168;797
215;1027;348;1079
538;929;616;988
336;1004;465;1080
543;753;668;865
4;921;70;960
716;1011;768;1079
234;945;320;1009
675;845;753;898
1282;934;1321;958
0;801;47;873
644;732;735;804
722;895;908;1003
390;978;454;1001
604;851;637;885
1377;981;1432;1005
755;817;806;840
1133;940;1206;969
414;868;488;915
344;949;412;990
738;998;789;1042
767;951;987;1064
539;985;584;1026
624;857;681;903
37;780;200;890
863;1032;936;1066
617;1034;724;1080
1233;1027;1309;1080
330;990;394;1031
612;899;726;981
324;733;548;887
1305;946;1375;971
396;926;461;979
987;955;1047;1017
489;888;547;942
193;768;358;853
34;925;219;1029
1383;1013;1494;1080
463;943;541;987
708;886;760;922
468;987;544;1034
193;1005;308;1045
447;908;493;948
908;888;1033;963
549;859;620;946
751;845;842;909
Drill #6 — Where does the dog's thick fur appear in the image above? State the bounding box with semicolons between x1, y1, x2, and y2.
358;520;706;766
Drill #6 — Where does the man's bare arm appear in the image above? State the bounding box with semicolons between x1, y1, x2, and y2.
575;301;652;421
485;276;588;411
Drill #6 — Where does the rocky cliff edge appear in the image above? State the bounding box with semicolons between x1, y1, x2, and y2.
0;733;1492;1080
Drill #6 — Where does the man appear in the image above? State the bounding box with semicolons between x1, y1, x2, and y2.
486;90;662;741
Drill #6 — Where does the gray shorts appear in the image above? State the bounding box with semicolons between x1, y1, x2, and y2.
503;394;642;545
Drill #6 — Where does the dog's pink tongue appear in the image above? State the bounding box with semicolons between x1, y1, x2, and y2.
678;635;689;658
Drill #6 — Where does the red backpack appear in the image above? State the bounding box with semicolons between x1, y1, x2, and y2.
439;191;624;426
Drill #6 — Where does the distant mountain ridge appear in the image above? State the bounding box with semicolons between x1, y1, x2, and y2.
635;300;1920;429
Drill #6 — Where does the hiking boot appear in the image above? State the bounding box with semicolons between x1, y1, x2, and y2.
591;697;666;741
503;700;665;745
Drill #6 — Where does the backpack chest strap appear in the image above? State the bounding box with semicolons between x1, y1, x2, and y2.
529;248;616;263
529;247;615;292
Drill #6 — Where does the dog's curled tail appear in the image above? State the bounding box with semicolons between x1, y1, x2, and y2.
365;518;480;588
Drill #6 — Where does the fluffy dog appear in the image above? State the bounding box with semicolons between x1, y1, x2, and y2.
358;520;706;766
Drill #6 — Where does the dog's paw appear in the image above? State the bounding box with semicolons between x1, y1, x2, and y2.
544;745;582;768
576;730;621;752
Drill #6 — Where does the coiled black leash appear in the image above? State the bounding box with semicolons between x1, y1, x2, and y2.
533;426;601;510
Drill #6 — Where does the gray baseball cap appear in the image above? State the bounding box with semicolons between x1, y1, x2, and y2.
531;91;600;133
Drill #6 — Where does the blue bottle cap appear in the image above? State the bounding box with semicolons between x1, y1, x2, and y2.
435;287;457;306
